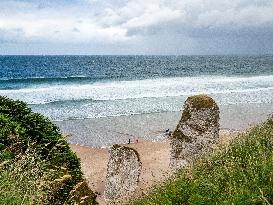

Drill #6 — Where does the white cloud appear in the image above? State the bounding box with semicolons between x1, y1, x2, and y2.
0;0;273;54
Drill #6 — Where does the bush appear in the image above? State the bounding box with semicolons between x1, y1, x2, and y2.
0;150;59;204
0;96;93;204
0;96;81;178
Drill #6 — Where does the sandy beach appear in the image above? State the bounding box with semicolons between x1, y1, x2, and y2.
70;139;171;204
69;129;238;204
60;102;273;204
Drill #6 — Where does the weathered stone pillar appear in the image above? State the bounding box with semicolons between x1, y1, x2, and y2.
170;94;220;170
104;144;141;200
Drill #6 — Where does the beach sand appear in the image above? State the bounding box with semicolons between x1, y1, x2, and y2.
70;139;171;204
62;103;273;204
69;129;239;204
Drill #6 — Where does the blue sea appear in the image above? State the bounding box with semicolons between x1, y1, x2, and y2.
1;55;273;122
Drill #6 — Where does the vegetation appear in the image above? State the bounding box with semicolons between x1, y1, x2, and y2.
187;94;219;110
133;117;273;205
0;150;59;204
0;96;96;204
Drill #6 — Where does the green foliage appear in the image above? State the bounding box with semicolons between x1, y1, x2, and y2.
0;143;5;150
0;151;59;205
133;117;273;205
187;94;219;110
0;96;84;204
0;150;14;160
0;97;81;179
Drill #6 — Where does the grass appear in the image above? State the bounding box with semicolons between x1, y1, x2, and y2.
0;149;58;205
133;117;273;205
187;94;219;110
0;97;82;184
0;97;97;204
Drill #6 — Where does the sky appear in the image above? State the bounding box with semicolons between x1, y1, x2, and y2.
0;0;273;55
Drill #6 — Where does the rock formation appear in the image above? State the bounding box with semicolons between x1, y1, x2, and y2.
170;94;220;170
104;144;141;200
64;180;98;205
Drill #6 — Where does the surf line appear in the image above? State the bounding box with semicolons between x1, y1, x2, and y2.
104;128;167;140
106;129;138;138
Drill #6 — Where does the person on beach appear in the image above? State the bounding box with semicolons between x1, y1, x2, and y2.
165;129;172;136
128;139;131;144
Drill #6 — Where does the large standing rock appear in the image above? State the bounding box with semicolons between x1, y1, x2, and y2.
104;144;141;200
170;94;220;170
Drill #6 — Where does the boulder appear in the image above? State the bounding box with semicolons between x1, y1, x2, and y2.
104;144;141;200
170;94;220;170
64;180;98;205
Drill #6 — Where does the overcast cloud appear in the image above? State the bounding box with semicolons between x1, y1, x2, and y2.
0;0;273;54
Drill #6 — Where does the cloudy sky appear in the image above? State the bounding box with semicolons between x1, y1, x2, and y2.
0;0;273;55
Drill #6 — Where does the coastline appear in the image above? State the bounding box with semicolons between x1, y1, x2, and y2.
62;102;273;203
54;102;273;203
56;103;273;148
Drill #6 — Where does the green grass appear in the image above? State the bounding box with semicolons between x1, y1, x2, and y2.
0;97;97;204
0;97;82;183
0;150;58;205
187;94;219;110
133;117;273;205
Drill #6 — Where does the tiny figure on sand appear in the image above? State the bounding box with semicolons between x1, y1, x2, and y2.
165;129;172;136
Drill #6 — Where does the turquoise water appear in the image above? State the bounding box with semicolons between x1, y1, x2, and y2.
1;55;273;121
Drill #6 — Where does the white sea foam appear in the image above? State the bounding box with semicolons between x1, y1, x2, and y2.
1;75;273;105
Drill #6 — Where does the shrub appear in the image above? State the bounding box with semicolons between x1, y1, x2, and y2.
0;150;58;204
0;96;95;204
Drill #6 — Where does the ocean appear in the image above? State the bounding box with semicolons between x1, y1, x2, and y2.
1;55;273;122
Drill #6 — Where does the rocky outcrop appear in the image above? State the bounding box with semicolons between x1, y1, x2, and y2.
64;180;98;205
170;94;220;170
104;144;141;201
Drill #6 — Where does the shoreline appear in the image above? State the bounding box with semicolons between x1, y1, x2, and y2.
56;103;273;148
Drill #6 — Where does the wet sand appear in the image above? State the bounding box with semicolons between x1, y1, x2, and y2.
57;103;273;147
